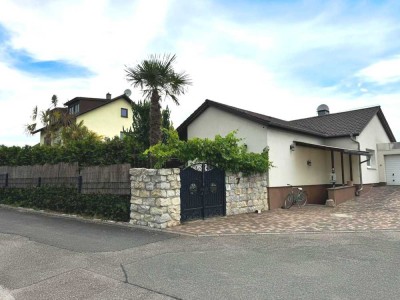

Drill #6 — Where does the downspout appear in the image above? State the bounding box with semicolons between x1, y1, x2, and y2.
350;134;365;196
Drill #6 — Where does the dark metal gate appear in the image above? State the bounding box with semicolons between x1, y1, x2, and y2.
180;163;225;222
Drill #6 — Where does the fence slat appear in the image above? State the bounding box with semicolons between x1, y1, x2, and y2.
1;163;130;195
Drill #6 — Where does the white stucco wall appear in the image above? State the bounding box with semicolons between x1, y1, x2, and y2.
324;137;357;149
377;143;400;183
267;128;328;187
187;106;269;153
186;108;385;188
358;115;391;184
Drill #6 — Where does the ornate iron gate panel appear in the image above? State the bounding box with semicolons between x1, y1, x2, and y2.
180;164;225;222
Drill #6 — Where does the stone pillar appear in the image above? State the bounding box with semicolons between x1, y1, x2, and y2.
225;172;268;215
130;168;181;229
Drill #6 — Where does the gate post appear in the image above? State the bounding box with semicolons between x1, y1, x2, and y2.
77;176;83;193
129;168;181;229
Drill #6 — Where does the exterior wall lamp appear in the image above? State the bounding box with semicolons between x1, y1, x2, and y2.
290;143;295;151
307;159;312;166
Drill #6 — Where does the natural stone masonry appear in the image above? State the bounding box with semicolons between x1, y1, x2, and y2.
130;168;181;229
225;172;268;215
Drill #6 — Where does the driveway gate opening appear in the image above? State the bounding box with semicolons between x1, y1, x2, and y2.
180;163;225;221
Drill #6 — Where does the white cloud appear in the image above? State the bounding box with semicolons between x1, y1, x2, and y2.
1;0;400;146
357;56;400;85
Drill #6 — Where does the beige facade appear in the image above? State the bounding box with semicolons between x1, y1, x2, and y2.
36;96;132;145
76;98;132;140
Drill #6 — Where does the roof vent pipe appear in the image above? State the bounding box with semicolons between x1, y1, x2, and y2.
317;104;329;116
106;93;111;100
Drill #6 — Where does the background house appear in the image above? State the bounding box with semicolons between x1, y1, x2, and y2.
33;93;133;145
177;100;397;209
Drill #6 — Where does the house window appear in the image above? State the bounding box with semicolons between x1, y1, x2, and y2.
69;103;79;114
366;149;376;168
120;131;126;139
121;108;128;118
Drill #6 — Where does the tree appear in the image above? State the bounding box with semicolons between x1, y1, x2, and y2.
123;100;172;151
26;95;73;145
125;54;191;146
26;94;99;145
60;120;103;145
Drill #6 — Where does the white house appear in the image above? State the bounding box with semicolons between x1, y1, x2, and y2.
177;100;397;209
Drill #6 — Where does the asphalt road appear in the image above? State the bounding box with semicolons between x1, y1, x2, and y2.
1;206;399;299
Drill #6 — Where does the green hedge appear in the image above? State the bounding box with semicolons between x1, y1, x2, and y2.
0;137;148;167
0;187;131;222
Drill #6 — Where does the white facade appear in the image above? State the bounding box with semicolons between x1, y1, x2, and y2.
267;128;325;186
377;143;400;184
185;105;393;187
187;106;269;153
358;115;392;184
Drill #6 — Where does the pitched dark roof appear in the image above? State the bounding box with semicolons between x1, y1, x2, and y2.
33;94;133;134
72;94;133;117
64;97;107;106
290;106;380;137
177;100;396;142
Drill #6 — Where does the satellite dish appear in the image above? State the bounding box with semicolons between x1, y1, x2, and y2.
124;89;132;97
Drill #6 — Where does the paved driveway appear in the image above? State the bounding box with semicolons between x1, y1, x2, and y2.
167;186;400;236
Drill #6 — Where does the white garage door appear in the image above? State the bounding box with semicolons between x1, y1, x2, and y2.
385;155;400;185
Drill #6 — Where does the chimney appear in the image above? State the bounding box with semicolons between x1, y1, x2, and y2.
317;104;329;116
106;92;111;100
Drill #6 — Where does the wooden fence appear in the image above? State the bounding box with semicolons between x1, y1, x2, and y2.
0;163;131;195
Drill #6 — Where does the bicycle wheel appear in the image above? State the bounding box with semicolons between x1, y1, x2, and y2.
296;191;307;207
283;193;294;209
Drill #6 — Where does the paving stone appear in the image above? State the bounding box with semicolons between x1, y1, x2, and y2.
166;186;400;236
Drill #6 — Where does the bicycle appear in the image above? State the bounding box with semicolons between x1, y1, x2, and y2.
282;184;307;209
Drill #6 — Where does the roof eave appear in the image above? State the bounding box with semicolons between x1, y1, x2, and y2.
376;109;396;142
177;99;272;134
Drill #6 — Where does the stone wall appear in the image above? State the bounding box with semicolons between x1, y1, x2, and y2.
130;168;269;229
225;172;268;215
130;168;181;229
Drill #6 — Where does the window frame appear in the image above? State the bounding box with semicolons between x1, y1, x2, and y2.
121;108;128;118
366;148;376;169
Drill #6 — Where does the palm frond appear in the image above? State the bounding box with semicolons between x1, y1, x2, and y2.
25;123;37;135
51;95;58;107
31;106;38;121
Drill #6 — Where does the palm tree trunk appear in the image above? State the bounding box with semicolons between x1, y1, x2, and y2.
149;90;162;146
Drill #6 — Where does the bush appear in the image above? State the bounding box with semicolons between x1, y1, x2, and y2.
0;187;130;222
146;129;272;175
0;137;149;167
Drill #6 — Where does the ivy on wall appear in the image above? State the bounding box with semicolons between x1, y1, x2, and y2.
146;130;272;175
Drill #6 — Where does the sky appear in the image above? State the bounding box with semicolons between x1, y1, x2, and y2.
1;0;400;146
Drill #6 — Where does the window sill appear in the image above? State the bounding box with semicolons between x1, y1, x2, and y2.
367;167;376;170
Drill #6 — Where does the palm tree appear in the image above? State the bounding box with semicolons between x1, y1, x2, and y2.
26;94;74;145
125;54;191;146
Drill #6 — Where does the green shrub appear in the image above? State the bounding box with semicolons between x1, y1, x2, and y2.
146;129;272;175
0;187;130;222
0;137;148;167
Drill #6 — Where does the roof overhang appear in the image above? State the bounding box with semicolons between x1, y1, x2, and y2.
294;141;371;156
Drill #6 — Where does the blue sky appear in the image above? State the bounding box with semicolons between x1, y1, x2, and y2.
0;0;400;145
